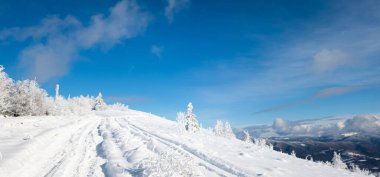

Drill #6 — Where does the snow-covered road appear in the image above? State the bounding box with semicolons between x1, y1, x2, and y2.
0;110;372;177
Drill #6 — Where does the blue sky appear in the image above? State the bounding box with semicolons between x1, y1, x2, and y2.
1;0;380;127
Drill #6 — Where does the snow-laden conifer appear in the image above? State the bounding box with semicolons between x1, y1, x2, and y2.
213;120;235;139
185;102;199;132
213;120;224;136
243;130;252;143
224;122;235;139
93;92;107;110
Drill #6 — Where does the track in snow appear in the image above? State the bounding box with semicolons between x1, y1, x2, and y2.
0;114;248;177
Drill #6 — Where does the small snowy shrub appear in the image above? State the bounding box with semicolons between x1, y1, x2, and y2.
107;102;129;111
349;163;370;175
290;150;296;158
305;154;313;161
331;152;347;169
213;120;235;139
253;138;273;150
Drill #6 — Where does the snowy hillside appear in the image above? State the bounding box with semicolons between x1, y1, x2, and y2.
0;109;372;177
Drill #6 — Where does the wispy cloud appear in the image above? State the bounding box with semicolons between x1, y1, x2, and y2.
0;0;150;82
195;1;380;112
165;0;190;23
256;85;363;113
312;49;350;73
151;45;163;58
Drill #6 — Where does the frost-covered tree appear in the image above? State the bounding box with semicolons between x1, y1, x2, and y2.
224;122;235;139
28;80;49;116
213;120;235;139
213;120;224;136
254;138;273;150
290;150;296;158
9;80;49;116
93;92;107;110
0;66;14;116
0;66;107;117
185;102;199;132
243;130;252;143
331;152;347;169
10;80;31;116
349;163;370;175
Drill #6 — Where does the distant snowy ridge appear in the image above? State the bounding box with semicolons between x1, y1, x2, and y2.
237;114;380;138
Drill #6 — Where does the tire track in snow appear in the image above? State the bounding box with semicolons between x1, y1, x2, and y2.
116;117;250;177
98;117;205;177
96;118;133;177
41;119;102;177
0;119;95;177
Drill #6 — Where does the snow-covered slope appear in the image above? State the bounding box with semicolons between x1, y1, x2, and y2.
0;110;372;177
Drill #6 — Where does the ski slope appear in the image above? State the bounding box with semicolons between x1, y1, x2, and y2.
0;110;372;177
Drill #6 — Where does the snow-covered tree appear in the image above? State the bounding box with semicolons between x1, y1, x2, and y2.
28;80;49;116
254;138;273;150
349;163;370;175
10;80;31;116
331;152;347;169
213;120;235;139
0;66;108;117
224;122;235;139
0;66;14;116
243;130;252;143
185;102;199;132
213;120;224;136
9;80;49;116
93;92;107;110
290;150;296;158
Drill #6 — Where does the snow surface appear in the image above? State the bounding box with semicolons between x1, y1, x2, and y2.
0;110;372;177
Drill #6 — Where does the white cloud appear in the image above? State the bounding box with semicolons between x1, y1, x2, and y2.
344;115;380;133
0;0;150;82
272;118;289;133
165;0;190;22
151;45;163;58
266;115;380;136
312;49;350;73
313;86;361;98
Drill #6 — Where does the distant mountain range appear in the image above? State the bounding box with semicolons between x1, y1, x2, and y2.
236;114;380;174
